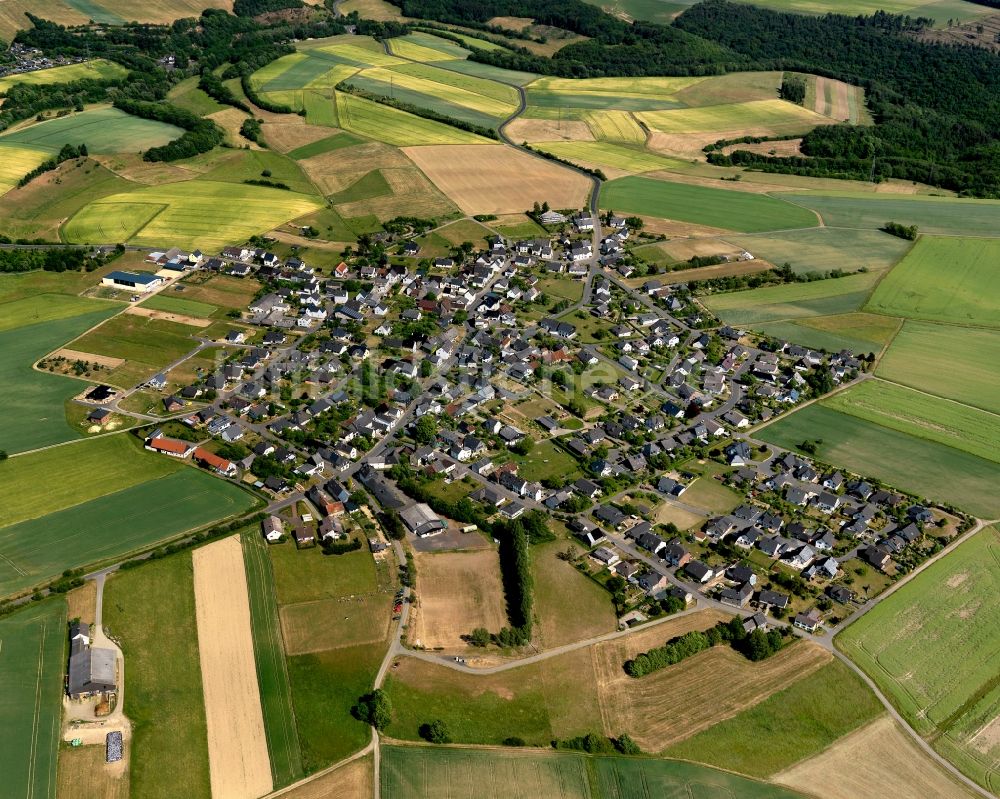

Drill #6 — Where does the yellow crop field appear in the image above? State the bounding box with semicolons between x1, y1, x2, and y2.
64;181;323;250
335;92;490;146
390;37;461;61
0;59;127;92
249;53;303;91
362;66;517;117
0;144;50;194
584;110;647;143
536;140;684;173
391;63;520;105
305;63;359;89
638;99;830;135
529;75;706;97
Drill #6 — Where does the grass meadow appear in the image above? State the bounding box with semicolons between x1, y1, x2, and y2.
600;176;818;232
140;294;219;319
287;131;362;160
754;312;899;355
756;404;1000;517
824;380;1000;464
866;236;1000;327
0;107;182;154
664;659;883;777
728;227;913;275
0;599;66;799
242;533;303;788
0;305;120;454
0;467;255;597
104;552;211;799
876;321;1000;415
838;527;1000;790
0;59;126;92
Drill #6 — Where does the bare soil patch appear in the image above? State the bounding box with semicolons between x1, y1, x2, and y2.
412;549;508;650
124;305;212;328
505;118;595;143
192;536;272;799
721;138;803;157
775;716;977;799
54;349;125;369
593;628;831;752
404;144;592;215
653;502;706;530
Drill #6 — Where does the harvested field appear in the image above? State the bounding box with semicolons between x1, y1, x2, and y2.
775;716;978;799
207;107;257;148
593;633;832;751
334;166;457;221
193;536;272;799
299;141;410;195
53;348;125;368
413;549;507;649
124;305;213;328
280;594;391;654
403;144;591;214
56;744;130;799
504;118;594;142
264;121;341;153
274;754;372;799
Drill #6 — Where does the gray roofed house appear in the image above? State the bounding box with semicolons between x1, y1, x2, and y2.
399;503;447;537
684;560;714;583
68;634;116;699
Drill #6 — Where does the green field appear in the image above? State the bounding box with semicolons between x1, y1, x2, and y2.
584;109;647;143
389;31;473;61
0;600;66;799
166;76;228;116
335;91;492;146
756;404;1000;517
537;140;685;173
824;380;1000;464
508;439;581;482
866;236;1000;327
0;107;182;154
729;227;914;275
242;533;303;787
0;306;120;454
638;98;827;134
104;552;211;799
754;312;899;355
0;291;119;333
0;466;255;597
600;176;818;232
435;58;539;87
838;527;1000;791
140;294;219;319
877;321;1000;415
0;143;51;194
199;150;317;196
778;192;1000;236
702;270;882;326
664;659;883;777
65;180;324;250
287;131;362;160
0;59;127;92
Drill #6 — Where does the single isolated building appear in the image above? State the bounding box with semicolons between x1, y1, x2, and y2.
101;270;163;293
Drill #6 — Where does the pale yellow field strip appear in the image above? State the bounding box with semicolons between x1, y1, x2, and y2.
529;75;707;96
637;99;831;134
361;67;517;117
317;43;404;67
193;536;272;799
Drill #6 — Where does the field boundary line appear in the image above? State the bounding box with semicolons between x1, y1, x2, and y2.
27;621;45;799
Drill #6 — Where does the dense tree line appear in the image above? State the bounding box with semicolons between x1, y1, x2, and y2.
496;517;532;641
114;98;225;161
0;247;94;273
882;221;919;240
233;0;304;16
198;70;249;112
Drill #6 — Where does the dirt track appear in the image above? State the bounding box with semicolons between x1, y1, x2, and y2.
193;536;273;799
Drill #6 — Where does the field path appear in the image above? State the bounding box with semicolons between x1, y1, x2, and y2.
193;536;273;799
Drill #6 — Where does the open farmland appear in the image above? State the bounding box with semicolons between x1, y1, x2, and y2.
280;594;391;654
57;743;130;799
876;321;1000;414
276;755;372;799
866;236;1000;327
0;305;119;453
639;98;831;134
104;552;211;799
404;143;592;214
838;527;1000;791
778;192;1000;236
727;0;991;23
775;716;980;799
601;175;817;232
593;756;807;799
193;537;272;799
536;140;684;173
0;600;66;799
0;144;52;195
381;746;593;799
412;549;508;649
701;270;883;325
0;108;183;154
0;467;255;597
64;180;324;250
335;92;490;146
756;404;1000;517
754;312;900;355
823;380;1000;464
0;59;126;92
664;659;882;777
387;31;474;61
728;227;914;275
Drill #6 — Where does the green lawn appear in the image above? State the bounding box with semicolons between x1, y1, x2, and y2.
838;527;1000;790
664;659;883;777
866;236;1000;328
269;542;378;604
287;643;383;772
877;321;1000;415
824;379;1000;464
0;467;256;597
0;599;66;799
242;533;302;787
104;553;210;799
140;294;219;319
508;439;581;482
678;462;742;514
0;107;183;155
0;306;120;454
329;169;393;205
601;176;818;232
756;404;1000;517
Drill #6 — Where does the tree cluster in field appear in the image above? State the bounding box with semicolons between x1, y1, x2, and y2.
240;117;265;144
624;616;785;677
703;133;802;153
334;81;500;140
114;98;225;162
882;221;918;240
0;246;112;273
419;719;451;743
779;74;806;105
352;689;391;729
243;178;291;190
320;536;362;555
18;142;88;187
199;70;250;112
554;732;641;755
